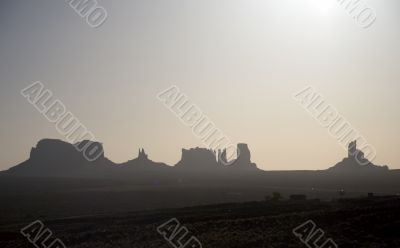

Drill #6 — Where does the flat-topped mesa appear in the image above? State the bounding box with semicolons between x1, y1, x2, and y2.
30;139;74;161
175;143;258;171
2;139;109;177
30;139;104;163
175;147;218;169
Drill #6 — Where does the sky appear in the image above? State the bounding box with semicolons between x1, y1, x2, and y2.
1;0;399;171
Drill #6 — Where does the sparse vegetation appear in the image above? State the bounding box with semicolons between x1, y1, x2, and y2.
1;196;399;248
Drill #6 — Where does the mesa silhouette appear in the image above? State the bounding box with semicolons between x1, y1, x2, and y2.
0;139;399;222
0;138;392;180
1;139;262;179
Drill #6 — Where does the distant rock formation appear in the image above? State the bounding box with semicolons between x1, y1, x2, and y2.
120;147;170;171
28;139;105;168
29;139;104;162
3;139;171;178
328;140;389;172
5;139;113;177
138;148;148;160
232;143;258;170
1;138;392;180
175;143;258;171
175;147;219;170
2;139;261;178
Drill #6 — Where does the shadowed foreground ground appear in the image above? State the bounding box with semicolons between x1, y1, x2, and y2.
1;196;399;248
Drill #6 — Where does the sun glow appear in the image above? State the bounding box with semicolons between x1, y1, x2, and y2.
309;0;337;15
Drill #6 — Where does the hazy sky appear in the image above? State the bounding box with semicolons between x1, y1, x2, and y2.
1;0;399;171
